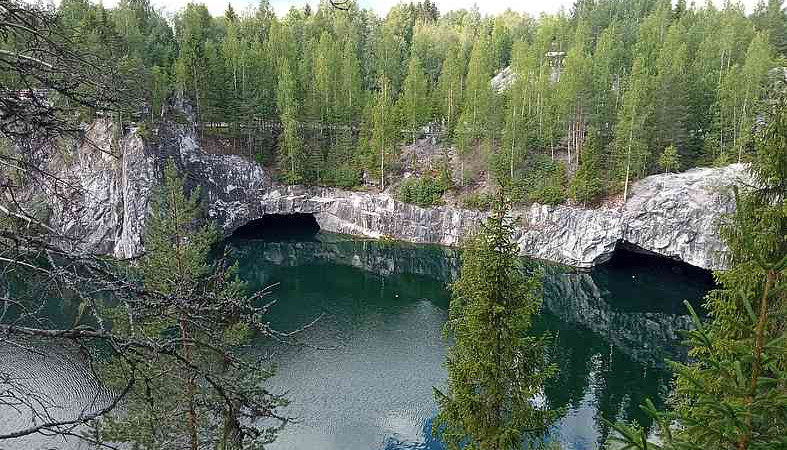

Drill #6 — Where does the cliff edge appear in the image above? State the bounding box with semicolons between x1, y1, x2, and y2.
45;117;747;271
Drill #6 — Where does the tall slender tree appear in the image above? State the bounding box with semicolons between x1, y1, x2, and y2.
434;42;465;134
398;54;430;144
434;196;558;450
461;31;494;141
276;59;303;183
371;75;395;190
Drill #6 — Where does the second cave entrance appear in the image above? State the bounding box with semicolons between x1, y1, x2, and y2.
230;213;320;241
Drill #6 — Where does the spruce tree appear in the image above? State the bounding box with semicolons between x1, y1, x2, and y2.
434;196;558;450
99;162;288;450
608;95;787;450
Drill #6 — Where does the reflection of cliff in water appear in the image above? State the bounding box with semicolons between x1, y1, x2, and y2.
0;234;713;450
226;232;715;448
227;232;710;366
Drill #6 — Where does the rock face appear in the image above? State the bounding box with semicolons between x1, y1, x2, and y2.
46;117;748;270
491;65;516;93
516;164;744;270
45;118;155;259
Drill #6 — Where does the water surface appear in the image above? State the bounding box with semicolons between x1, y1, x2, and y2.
0;229;714;450
225;230;714;450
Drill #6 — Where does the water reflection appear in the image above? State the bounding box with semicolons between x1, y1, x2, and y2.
0;232;712;450
225;232;713;450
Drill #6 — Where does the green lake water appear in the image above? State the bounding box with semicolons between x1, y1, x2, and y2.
223;225;715;450
0;222;715;450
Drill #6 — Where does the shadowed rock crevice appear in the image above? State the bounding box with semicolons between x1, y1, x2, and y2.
610;240;716;281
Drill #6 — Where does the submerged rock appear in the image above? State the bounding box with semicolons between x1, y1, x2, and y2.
44;117;747;271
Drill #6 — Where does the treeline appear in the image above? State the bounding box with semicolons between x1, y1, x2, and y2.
53;0;785;203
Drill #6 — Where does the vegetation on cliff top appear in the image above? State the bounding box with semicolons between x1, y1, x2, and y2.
27;0;787;208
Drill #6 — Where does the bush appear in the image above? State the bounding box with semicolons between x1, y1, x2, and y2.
461;192;494;210
658;145;681;173
509;155;566;205
531;182;566;205
397;173;451;207
325;166;361;189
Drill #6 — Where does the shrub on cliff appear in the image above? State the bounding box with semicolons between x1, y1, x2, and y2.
397;172;451;207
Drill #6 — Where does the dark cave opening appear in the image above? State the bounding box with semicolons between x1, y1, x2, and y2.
593;241;717;314
609;241;714;279
230;213;320;241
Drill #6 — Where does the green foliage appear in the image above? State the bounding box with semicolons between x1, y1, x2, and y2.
569;128;604;204
98;160;287;449
434;197;559;450
276;59;304;184
370;75;397;190
140;161;218;293
510;156;566;205
324;129;362;188
460;192;495;211
658;145;681;173
434;42;465;134
398;55;430;144
397;172;451;207
607;95;787;450
51;0;784;200
459;31;494;142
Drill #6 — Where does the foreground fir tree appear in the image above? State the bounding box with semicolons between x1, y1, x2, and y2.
607;96;786;450
97;161;289;450
433;196;559;450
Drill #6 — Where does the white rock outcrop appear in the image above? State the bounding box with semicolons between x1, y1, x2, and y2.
45;118;748;270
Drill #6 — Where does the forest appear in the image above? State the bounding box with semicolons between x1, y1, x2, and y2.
0;1;785;448
38;0;786;207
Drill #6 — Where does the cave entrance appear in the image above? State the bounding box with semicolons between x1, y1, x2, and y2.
230;213;320;241
594;240;716;314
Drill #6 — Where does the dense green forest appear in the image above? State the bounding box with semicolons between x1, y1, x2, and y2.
42;0;787;205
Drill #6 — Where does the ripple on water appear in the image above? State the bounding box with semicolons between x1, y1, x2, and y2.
266;300;448;450
0;338;113;450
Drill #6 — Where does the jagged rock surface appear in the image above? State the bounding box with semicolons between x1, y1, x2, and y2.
44;118;154;259
514;164;744;270
47;118;747;270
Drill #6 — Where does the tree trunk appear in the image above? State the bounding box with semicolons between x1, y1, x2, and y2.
738;270;777;450
219;401;243;450
623;124;633;204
